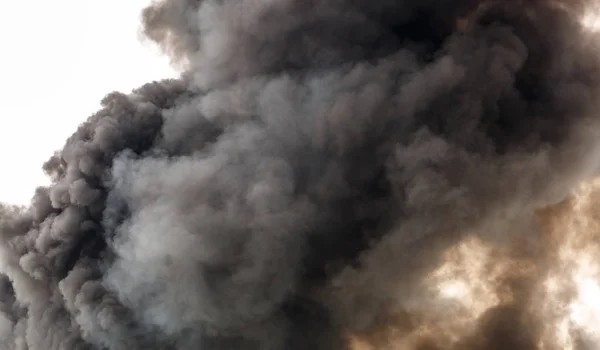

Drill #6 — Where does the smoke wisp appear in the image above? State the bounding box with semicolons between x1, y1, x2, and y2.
3;0;600;349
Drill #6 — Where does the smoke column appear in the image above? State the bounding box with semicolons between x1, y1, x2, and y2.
2;0;600;349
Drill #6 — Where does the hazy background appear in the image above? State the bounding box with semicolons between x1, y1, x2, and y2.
0;0;176;205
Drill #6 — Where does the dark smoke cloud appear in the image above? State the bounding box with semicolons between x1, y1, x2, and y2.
2;0;600;349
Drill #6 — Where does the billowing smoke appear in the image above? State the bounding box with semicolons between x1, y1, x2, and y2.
2;0;600;349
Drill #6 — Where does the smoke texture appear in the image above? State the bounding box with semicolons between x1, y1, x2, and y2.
3;0;600;349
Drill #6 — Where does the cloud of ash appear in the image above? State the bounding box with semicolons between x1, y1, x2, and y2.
3;0;600;349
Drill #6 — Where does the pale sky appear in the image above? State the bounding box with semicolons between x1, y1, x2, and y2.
0;0;177;205
2;3;600;208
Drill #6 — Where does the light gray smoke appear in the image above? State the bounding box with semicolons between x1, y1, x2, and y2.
2;0;600;349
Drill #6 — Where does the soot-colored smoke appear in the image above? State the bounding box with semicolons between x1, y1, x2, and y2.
2;0;600;349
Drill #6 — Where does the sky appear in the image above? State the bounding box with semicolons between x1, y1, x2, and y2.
0;0;177;205
2;2;600;207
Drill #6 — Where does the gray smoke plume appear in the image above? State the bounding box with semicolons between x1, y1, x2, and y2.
2;0;600;349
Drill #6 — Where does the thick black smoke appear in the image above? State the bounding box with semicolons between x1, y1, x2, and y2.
2;0;600;349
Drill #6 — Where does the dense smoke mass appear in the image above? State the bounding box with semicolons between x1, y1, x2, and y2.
3;0;600;348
